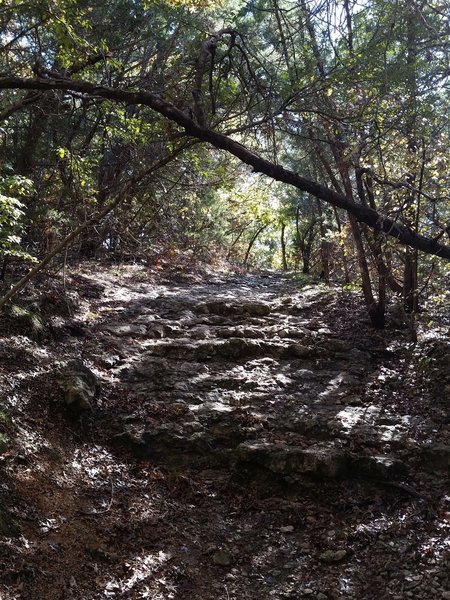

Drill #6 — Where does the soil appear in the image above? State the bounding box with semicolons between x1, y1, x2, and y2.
0;263;449;600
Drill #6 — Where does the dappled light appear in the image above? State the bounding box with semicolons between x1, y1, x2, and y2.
1;265;449;598
1;0;450;597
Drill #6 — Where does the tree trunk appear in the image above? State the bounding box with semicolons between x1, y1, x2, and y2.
0;255;8;281
403;0;419;314
226;224;250;259
243;223;268;267
349;215;385;328
403;250;418;313
280;222;288;270
332;207;350;284
315;199;329;283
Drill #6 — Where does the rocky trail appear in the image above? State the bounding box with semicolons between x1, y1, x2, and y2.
0;265;449;599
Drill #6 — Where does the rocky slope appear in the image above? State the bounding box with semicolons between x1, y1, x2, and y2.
0;265;448;599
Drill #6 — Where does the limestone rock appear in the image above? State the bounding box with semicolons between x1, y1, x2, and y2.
282;344;316;359
59;359;99;411
105;323;147;337
150;338;284;361
146;323;168;338
235;441;349;479
212;549;233;566
120;356;170;383
122;421;215;466
280;525;294;533
241;301;271;316
351;454;408;479
318;549;348;563
201;300;242;316
323;338;351;353
235;441;407;482
348;347;371;362
101;354;121;369
191;402;234;422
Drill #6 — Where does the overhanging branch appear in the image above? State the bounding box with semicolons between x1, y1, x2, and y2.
1;74;449;259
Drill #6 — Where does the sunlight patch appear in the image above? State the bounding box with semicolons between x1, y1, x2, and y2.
334;405;381;433
102;551;173;598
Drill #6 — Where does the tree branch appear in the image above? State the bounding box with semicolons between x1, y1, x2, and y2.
1;74;450;259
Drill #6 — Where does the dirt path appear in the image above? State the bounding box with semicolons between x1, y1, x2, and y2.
0;265;449;599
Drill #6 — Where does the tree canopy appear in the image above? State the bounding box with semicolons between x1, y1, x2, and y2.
0;0;449;325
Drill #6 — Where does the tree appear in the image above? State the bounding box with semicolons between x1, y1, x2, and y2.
1;0;449;326
2;72;449;254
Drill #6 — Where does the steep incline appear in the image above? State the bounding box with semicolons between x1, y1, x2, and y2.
96;271;446;481
0;266;448;600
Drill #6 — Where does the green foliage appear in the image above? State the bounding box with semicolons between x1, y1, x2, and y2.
4;303;44;339
0;176;36;263
0;0;449;295
342;282;361;292
288;272;314;286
